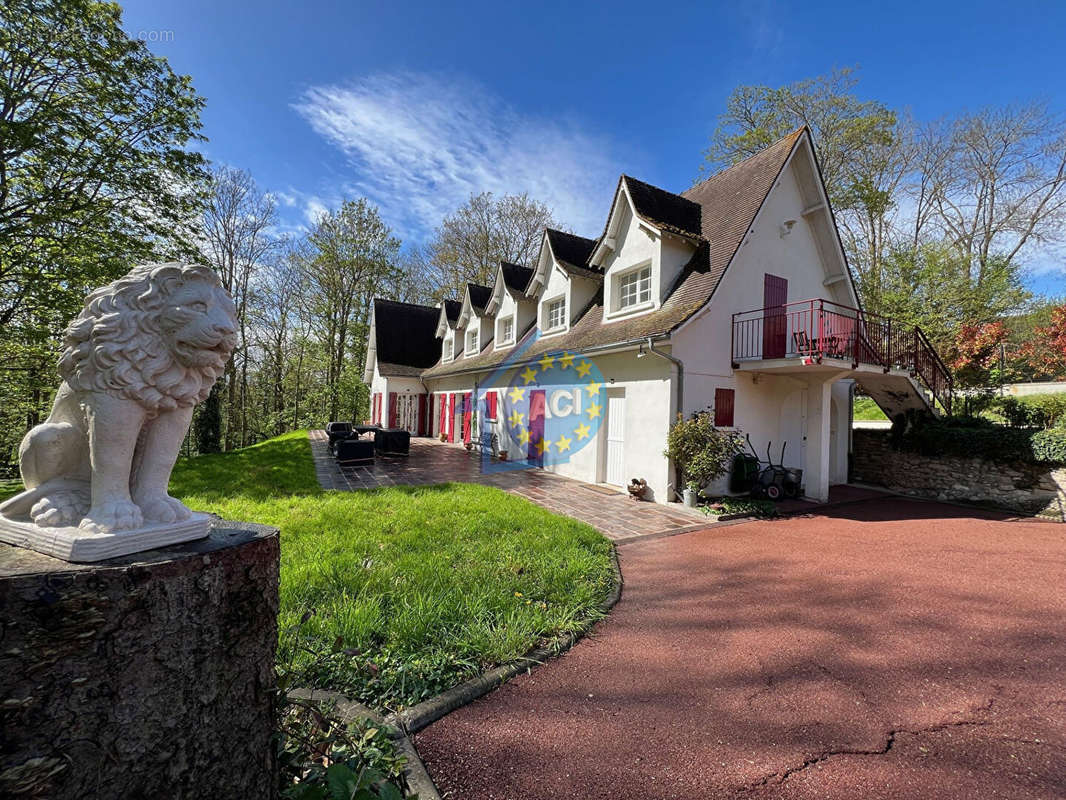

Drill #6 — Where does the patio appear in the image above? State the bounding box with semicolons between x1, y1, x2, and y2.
309;430;714;543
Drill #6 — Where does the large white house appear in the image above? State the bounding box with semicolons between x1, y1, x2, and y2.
364;128;952;503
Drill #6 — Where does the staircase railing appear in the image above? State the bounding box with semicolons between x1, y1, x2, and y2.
731;298;953;415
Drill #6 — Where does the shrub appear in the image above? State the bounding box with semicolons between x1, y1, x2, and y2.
665;412;744;489
991;392;1066;429
889;415;1066;466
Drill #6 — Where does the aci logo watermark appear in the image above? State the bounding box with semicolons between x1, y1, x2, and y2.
476;333;606;474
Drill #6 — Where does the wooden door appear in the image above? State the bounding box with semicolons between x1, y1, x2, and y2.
605;392;625;486
762;274;788;359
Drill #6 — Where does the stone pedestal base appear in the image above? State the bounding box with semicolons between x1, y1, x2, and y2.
0;520;280;799
0;512;211;562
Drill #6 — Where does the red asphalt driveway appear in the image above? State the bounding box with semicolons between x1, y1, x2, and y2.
415;497;1066;799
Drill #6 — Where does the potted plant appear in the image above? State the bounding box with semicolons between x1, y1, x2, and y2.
683;480;700;507
498;450;508;461
439;432;447;442
665;412;744;507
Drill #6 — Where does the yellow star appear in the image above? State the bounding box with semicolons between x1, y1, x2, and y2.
574;422;591;440
508;409;524;428
585;380;601;397
534;437;550;456
556;434;573;452
587;402;602;419
538;353;555;371
575;360;591;378
508;385;525;404
559;352;575;369
518;428;531;445
520;366;538;384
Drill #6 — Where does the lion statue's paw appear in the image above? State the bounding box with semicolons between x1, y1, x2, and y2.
79;500;144;533
137;494;192;524
29;488;91;528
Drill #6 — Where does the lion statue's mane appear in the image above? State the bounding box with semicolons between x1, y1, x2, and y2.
57;263;235;415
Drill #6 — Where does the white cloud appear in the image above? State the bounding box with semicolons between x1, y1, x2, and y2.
292;73;626;242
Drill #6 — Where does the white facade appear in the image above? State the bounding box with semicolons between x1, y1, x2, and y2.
365;129;946;505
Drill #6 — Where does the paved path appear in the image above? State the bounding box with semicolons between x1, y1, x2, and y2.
415;497;1066;799
310;431;711;542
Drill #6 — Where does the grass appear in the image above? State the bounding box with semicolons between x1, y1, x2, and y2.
0;479;21;503
170;431;614;712
853;395;888;421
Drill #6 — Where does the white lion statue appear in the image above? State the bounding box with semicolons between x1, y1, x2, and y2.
0;262;237;534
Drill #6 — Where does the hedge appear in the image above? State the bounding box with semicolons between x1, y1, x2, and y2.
990;391;1066;430
891;415;1066;466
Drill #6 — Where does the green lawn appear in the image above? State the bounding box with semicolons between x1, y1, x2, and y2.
853;395;888;421
170;431;614;713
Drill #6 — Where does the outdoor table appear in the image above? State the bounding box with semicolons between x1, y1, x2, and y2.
374;428;410;455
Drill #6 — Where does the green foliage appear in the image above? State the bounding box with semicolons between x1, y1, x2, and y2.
702;496;780;518
991;393;1066;430
888;415;1066;465
194;383;224;454
853;396;888;421
276;696;410;800
169;432;615;712
866;244;1030;354
0;0;208;327
664;412;744;489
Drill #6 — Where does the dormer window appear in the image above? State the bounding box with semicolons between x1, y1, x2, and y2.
466;328;479;356
443;339;453;362
618;264;652;309
544;296;566;332
497;315;514;346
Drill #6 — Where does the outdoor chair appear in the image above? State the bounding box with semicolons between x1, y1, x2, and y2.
792;330;814;356
374;428;410;455
326;421;354;452
335;437;374;466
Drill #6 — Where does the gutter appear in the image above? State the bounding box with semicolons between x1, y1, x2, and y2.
645;337;684;501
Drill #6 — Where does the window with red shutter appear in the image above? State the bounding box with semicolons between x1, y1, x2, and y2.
714;388;735;427
487;391;498;420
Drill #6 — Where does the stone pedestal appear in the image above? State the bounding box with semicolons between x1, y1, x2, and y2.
0;520;280;799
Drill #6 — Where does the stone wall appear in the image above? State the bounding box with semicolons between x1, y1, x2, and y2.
0;521;280;799
852;429;1065;521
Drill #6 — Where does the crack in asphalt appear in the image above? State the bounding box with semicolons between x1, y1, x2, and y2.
740;717;995;794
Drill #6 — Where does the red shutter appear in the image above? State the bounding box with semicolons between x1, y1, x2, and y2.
418;394;427;436
528;389;546;463
388;392;397;428
462;392;472;443
714;388;735;427
438;395;446;436
372;393;379;425
447;394;456;442
487;391;498;419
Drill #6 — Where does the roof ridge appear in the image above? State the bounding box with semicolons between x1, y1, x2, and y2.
685;126;806;194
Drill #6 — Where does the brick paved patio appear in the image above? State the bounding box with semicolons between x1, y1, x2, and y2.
309;430;712;542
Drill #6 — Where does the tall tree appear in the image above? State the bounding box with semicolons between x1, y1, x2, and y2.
923;103;1066;281
199;166;277;449
422;192;561;300
0;0;208;326
302;199;400;421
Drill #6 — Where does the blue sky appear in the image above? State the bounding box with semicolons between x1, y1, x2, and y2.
119;0;1065;293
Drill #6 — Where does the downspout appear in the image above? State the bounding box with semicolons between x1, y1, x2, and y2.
646;337;684;500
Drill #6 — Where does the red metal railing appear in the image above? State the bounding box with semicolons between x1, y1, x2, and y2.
731;298;953;414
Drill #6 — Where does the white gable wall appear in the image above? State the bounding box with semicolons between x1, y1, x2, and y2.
672;152;854;497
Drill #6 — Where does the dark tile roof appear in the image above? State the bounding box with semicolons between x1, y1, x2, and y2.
500;262;534;293
545;229;599;270
443;299;462;324
372;298;441;374
420;129;805;379
622;175;702;238
467;283;493;313
681;127;804;294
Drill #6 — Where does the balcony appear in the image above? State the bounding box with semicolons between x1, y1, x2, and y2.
731;298;953;414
